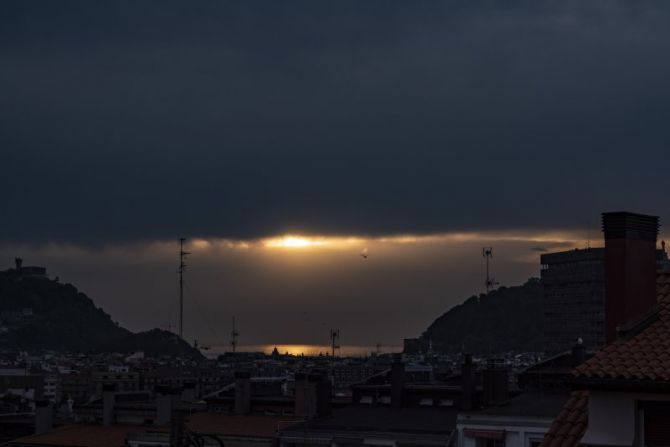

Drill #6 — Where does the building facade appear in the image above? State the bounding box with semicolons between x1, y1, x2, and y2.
541;248;606;354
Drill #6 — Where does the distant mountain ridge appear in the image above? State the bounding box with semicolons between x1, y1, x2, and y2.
0;266;203;359
417;278;543;354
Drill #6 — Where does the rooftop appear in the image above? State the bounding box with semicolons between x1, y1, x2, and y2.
10;424;140;447
10;413;304;446
283;405;457;435
542;273;670;446
540;391;588;447
473;391;568;419
572;273;670;385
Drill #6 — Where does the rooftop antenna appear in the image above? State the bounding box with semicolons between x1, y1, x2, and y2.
329;329;340;357
482;247;498;295
178;238;190;339
230;317;240;353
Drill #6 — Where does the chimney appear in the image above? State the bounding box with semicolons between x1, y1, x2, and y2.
295;371;331;418
102;384;116;427
15;257;22;271
460;354;475;411
482;359;508;407
390;353;404;408
294;372;317;418
155;385;176;426
602;212;659;344
234;371;251;415
181;381;197;403
315;372;332;417
571;338;587;367
34;399;53;435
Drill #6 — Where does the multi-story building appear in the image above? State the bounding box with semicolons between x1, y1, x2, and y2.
92;371;140;395
43;373;61;403
541;247;606;354
60;372;93;404
331;362;373;391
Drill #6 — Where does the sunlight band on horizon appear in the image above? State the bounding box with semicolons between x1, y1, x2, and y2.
243;230;585;251
262;235;365;249
0;230;589;256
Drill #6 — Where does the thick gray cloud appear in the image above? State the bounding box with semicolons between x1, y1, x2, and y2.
2;0;670;244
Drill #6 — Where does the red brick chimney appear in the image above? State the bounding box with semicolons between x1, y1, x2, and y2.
602;212;659;344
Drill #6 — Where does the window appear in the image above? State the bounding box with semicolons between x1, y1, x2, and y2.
639;401;670;447
477;440;504;447
465;429;505;447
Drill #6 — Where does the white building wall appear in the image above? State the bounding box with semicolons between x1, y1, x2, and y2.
581;391;670;447
457;418;550;447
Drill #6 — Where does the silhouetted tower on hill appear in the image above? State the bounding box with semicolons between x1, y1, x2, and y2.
230;317;240;353
482;247;498;294
178;238;190;339
329;329;340;357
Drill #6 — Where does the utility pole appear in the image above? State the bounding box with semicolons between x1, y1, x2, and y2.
482;247;496;294
329;329;340;357
230;317;239;353
179;238;190;339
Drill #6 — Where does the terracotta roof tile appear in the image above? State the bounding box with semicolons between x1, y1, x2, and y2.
572;273;670;383
11;424;139;447
10;414;304;446
185;413;303;438
540;391;588;447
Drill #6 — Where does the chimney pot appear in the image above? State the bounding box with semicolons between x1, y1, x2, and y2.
155;386;178;426
482;359;508;407
102;384;116;427
234;371;251;415
34;399;52;435
391;354;404;408
461;354;476;411
571;339;587;367
602;212;659;344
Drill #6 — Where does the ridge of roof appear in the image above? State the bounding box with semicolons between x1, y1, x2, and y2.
571;273;670;384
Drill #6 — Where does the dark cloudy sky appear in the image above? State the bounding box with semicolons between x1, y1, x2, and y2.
2;1;669;351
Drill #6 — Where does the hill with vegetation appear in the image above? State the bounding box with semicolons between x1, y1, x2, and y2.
0;269;203;359
418;278;543;354
98;328;202;358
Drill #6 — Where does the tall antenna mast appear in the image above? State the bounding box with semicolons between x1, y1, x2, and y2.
230;317;239;353
482;247;496;294
178;238;190;339
329;329;340;357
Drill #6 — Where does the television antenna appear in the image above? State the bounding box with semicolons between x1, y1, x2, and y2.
230;317;240;353
178;238;191;339
329;329;340;357
482;247;498;294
